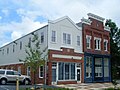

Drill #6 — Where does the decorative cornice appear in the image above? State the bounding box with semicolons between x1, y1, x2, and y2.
81;17;92;25
104;26;110;32
87;13;105;22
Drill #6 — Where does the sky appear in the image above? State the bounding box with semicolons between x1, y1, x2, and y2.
0;0;120;47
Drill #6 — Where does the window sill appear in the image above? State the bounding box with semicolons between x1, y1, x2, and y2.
39;77;43;78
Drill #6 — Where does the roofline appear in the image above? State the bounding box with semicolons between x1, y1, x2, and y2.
48;16;82;30
0;25;48;49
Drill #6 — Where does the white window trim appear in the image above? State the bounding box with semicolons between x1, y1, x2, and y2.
40;32;44;44
62;33;72;45
51;30;57;43
39;65;44;78
77;36;80;46
27;66;30;76
104;39;108;51
86;35;91;49
94;37;101;50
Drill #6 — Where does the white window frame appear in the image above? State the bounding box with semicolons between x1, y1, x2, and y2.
39;65;44;78
18;66;21;74
27;66;31;76
77;36;80;46
41;32;44;43
86;35;91;49
104;39;108;51
63;33;71;45
94;37;101;50
51;31;56;43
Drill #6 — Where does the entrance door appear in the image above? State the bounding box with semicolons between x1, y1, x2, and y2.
77;69;80;81
52;69;56;84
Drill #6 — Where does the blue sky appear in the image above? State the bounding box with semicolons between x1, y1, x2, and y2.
0;0;120;46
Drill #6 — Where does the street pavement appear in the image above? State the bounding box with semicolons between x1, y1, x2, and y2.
54;83;118;90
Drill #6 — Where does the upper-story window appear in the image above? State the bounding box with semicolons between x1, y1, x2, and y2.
20;41;22;50
41;32;44;43
2;49;4;55
28;38;31;48
77;36;80;46
63;33;71;44
7;47;9;54
13;45;15;52
104;39;108;51
51;31;56;42
86;35;91;49
94;37;101;50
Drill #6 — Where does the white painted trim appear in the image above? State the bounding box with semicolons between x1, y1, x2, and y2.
52;54;82;60
48;16;82;30
87;13;105;22
104;26;110;32
81;18;92;25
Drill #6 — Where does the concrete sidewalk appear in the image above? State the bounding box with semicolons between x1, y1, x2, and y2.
54;83;118;90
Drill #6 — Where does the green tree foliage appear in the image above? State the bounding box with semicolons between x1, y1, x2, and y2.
20;33;45;88
105;19;120;79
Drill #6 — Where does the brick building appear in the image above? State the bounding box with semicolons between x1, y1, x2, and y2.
77;13;111;82
0;13;111;85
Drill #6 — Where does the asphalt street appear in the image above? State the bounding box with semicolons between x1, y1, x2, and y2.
0;84;58;90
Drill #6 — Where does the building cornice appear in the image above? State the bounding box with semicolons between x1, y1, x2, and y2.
87;13;105;22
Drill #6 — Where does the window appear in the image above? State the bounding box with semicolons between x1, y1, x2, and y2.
94;37;101;50
7;47;9;54
41;32;44;43
27;66;30;76
104;58;109;77
86;35;91;49
104;40;108;51
18;66;21;74
28;38;31;48
86;56;92;78
2;49;4;55
6;71;14;75
0;71;5;75
58;62;75;80
51;31;56;42
20;41;22;50
39;66;44;78
63;33;71;44
95;58;102;77
13;45;15;52
77;36;80;46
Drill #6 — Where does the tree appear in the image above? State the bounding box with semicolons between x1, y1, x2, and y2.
105;19;120;79
20;33;45;89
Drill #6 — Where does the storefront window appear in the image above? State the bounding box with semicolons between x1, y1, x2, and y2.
95;58;102;77
58;62;75;80
86;56;92;78
104;58;109;77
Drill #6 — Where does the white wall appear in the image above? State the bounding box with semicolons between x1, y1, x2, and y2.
48;17;83;53
0;26;48;66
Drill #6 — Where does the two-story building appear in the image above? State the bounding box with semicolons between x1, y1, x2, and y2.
0;13;111;85
77;13;111;83
0;16;84;85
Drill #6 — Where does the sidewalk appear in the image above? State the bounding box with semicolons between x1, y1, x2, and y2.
54;83;118;90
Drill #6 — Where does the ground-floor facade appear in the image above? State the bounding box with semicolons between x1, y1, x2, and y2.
0;49;111;85
84;52;111;83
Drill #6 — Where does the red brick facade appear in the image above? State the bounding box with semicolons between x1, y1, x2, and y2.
47;47;84;85
82;17;110;55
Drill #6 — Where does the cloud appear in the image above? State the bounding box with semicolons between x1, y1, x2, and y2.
0;0;120;46
1;9;9;16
